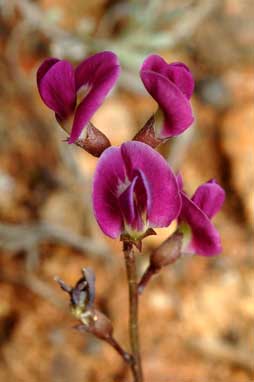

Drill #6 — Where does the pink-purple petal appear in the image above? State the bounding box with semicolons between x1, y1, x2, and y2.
118;176;137;226
141;55;194;99
69;68;117;142
75;51;120;91
118;176;145;231
192;180;225;219
37;60;76;120
37;58;59;88
180;192;222;256
120;141;181;227
141;54;168;76
166;62;194;99
69;53;120;143
141;70;194;138
92;146;125;238
133;169;151;215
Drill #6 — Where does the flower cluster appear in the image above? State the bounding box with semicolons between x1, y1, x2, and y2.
37;51;225;256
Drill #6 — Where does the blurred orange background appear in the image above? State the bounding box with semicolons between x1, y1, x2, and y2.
0;1;253;381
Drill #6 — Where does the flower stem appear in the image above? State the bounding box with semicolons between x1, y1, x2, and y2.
106;336;134;366
123;242;143;382
137;264;155;295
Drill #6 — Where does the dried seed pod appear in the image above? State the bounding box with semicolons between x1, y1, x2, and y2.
55;267;96;313
56;270;113;342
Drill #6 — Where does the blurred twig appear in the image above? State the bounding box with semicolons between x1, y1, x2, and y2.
2;0;68;39
119;0;218;51
26;273;68;308
0;271;66;308
1;0;219;76
0;222;111;259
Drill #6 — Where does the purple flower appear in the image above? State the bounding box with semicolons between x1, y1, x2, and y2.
177;176;225;256
140;54;195;139
37;51;120;143
92;141;181;240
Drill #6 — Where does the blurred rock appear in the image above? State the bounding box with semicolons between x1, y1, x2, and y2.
221;103;254;225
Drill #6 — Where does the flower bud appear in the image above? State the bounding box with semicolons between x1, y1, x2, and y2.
76;122;111;157
150;231;183;270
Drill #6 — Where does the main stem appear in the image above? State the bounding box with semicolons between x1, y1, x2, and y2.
123;242;143;382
